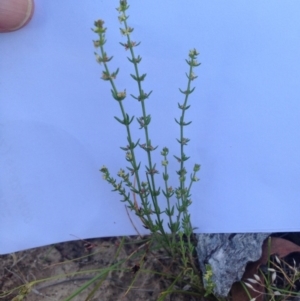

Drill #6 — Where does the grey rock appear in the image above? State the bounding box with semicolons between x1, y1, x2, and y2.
196;233;271;297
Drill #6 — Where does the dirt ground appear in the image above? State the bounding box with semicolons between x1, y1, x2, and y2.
3;233;300;301
0;236;201;301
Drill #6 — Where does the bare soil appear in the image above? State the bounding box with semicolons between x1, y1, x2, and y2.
0;236;201;301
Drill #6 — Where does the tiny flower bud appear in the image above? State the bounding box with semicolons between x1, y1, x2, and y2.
117;169;125;177
118;14;127;22
120;27;134;36
168;187;174;194
116;90;126;100
117;1;129;12
161;147;169;156
94;19;105;28
93;20;106;33
161;160;168;166
125;151;133;161
100;166;108;173
175;189;182;198
189;48;199;58
95;53;101;63
189;72;198;80
93;40;101;48
192;176;199;182
193;164;201;172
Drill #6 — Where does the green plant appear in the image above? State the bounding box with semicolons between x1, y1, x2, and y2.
91;1;204;299
95;0;200;262
92;1;204;298
203;264;216;297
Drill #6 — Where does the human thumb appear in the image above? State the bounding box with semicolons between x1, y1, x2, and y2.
0;0;34;33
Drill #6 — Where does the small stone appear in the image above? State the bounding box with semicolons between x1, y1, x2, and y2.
196;233;271;297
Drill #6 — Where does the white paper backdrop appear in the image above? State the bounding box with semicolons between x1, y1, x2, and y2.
1;0;300;254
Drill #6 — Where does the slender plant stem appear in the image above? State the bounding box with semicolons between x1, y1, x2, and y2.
120;11;167;238
96;21;154;229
